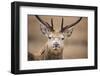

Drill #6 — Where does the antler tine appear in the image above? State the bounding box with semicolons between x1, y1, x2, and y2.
51;18;54;31
51;18;53;28
60;17;82;32
61;18;64;32
35;15;54;31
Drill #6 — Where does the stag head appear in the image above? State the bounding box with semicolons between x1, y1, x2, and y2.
35;15;82;51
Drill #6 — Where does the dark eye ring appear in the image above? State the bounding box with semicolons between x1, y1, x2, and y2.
49;37;51;39
62;38;64;40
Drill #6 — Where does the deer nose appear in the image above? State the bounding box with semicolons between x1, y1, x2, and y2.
53;42;59;47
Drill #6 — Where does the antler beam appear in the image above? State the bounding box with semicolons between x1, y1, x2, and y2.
60;17;82;32
35;15;54;31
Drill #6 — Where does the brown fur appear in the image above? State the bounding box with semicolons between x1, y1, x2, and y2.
28;43;63;60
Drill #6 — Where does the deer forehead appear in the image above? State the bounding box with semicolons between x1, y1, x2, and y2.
49;32;64;38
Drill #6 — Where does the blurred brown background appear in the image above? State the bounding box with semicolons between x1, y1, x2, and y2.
28;15;88;60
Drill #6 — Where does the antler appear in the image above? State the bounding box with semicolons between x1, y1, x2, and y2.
35;15;54;31
60;17;82;32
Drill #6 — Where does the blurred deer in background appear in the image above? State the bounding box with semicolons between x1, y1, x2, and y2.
28;15;82;60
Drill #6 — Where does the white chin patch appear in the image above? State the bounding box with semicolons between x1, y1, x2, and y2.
53;47;60;50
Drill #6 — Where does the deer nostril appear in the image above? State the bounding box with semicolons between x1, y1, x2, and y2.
55;44;59;47
54;43;59;47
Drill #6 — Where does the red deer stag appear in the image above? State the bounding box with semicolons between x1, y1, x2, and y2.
28;16;82;60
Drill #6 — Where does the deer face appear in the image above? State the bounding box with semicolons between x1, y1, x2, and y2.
35;15;82;50
47;32;64;50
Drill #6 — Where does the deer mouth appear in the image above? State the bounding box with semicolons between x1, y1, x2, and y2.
53;48;57;50
53;46;60;50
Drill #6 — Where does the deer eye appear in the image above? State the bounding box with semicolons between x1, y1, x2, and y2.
61;38;64;40
48;37;51;39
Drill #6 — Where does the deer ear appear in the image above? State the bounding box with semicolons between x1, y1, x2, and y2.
64;28;74;37
40;24;50;37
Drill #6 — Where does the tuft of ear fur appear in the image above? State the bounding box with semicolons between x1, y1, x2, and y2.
64;28;74;37
40;24;51;37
